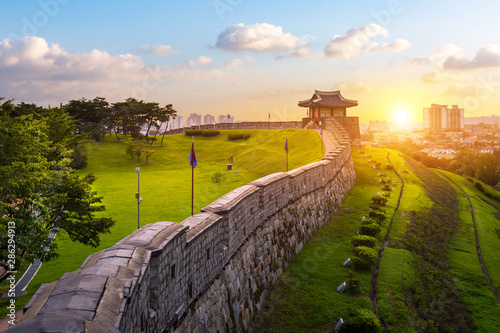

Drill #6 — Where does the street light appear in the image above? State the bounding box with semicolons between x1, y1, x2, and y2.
135;167;142;229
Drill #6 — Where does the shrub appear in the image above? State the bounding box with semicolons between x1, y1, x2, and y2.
474;181;484;192
228;132;251;140
339;308;382;333
385;164;394;170
351;235;377;249
371;196;388;206
69;142;88;170
361;218;378;226
369;204;385;212
202;130;220;137
359;223;381;237
345;271;361;295
369;211;386;224
466;177;474;183
211;172;223;184
185;129;203;136
381;184;391;191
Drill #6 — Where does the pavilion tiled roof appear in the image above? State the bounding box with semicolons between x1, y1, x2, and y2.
298;90;358;108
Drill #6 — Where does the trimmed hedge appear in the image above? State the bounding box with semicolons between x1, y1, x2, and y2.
359;223;381;237
228;132;251;140
185;129;203;136
368;210;386;224
339;308;382;333
202;130;220;137
185;129;220;137
351;235;377;249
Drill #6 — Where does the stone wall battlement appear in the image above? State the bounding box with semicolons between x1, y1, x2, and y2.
8;120;355;333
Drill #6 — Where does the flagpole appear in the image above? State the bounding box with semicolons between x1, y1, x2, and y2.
191;136;194;216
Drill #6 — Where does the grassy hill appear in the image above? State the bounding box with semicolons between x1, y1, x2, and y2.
0;129;323;318
253;147;500;332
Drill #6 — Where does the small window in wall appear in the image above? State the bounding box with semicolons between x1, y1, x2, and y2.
207;248;210;261
171;264;176;279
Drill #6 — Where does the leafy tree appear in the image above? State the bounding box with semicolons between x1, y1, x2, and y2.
0;103;114;271
474;153;500;186
142;149;154;164
159;104;177;145
66;97;110;141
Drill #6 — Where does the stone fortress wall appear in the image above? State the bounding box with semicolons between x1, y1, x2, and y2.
8;118;356;333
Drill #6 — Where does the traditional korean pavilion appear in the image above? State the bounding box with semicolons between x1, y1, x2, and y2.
299;90;358;123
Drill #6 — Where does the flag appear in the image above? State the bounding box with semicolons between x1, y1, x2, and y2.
284;138;288;153
268;112;270;120
320;126;323;136
189;141;197;168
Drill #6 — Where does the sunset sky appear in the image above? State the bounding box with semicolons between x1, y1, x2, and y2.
1;0;500;123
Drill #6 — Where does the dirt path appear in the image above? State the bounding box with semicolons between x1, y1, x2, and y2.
370;152;405;323
437;171;500;304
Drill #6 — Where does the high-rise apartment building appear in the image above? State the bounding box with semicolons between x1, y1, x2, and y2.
204;114;216;125
187;113;202;127
218;114;234;123
170;115;183;129
423;104;464;131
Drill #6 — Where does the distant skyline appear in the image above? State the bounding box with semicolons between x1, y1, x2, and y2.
2;0;500;123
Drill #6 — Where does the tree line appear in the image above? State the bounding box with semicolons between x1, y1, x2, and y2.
0;96;176;274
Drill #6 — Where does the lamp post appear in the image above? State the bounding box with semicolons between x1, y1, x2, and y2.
135;167;142;229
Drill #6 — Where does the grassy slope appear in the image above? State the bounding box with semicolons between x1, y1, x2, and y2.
252;147;402;332
0;129;322;318
437;170;500;332
253;147;500;332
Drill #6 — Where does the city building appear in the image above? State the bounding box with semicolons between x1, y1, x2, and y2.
187;113;202;127
170;115;183;129
204;114;216;125
423;104;464;131
369;120;391;132
218;114;234;123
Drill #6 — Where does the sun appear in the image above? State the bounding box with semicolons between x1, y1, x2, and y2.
395;110;409;124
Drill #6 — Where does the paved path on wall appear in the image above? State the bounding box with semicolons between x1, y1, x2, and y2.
370;151;405;325
436;171;500;304
313;129;337;156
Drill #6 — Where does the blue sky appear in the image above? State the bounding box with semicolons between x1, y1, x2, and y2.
1;0;500;123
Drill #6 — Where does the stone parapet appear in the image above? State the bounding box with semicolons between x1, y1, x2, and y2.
7;121;355;333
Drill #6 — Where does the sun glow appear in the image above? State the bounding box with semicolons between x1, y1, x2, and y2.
395;110;409;124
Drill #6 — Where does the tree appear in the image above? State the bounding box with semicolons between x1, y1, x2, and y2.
66;97;110;141
474;153;500;186
142;149;154;164
159;104;177;145
0;104;114;271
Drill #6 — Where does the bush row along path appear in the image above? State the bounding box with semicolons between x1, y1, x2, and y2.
370;151;405;325
437;171;500;304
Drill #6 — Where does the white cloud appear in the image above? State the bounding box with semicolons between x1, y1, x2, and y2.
442;45;500;70
407;43;461;66
0;37;231;104
224;56;256;70
215;23;311;59
323;24;410;58
136;44;180;55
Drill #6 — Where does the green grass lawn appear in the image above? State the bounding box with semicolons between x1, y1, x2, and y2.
252;147;404;332
0;129;323;318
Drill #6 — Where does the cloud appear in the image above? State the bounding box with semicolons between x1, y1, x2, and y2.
136;44;180;55
0;37;231;104
215;23;311;59
421;70;465;84
332;78;373;94
406;43;461;67
323;24;410;58
442;45;500;70
224;56;256;70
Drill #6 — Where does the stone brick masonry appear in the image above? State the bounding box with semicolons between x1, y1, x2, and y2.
6;118;355;333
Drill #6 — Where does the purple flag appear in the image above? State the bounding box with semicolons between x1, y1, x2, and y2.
189;143;197;168
285;138;288;153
